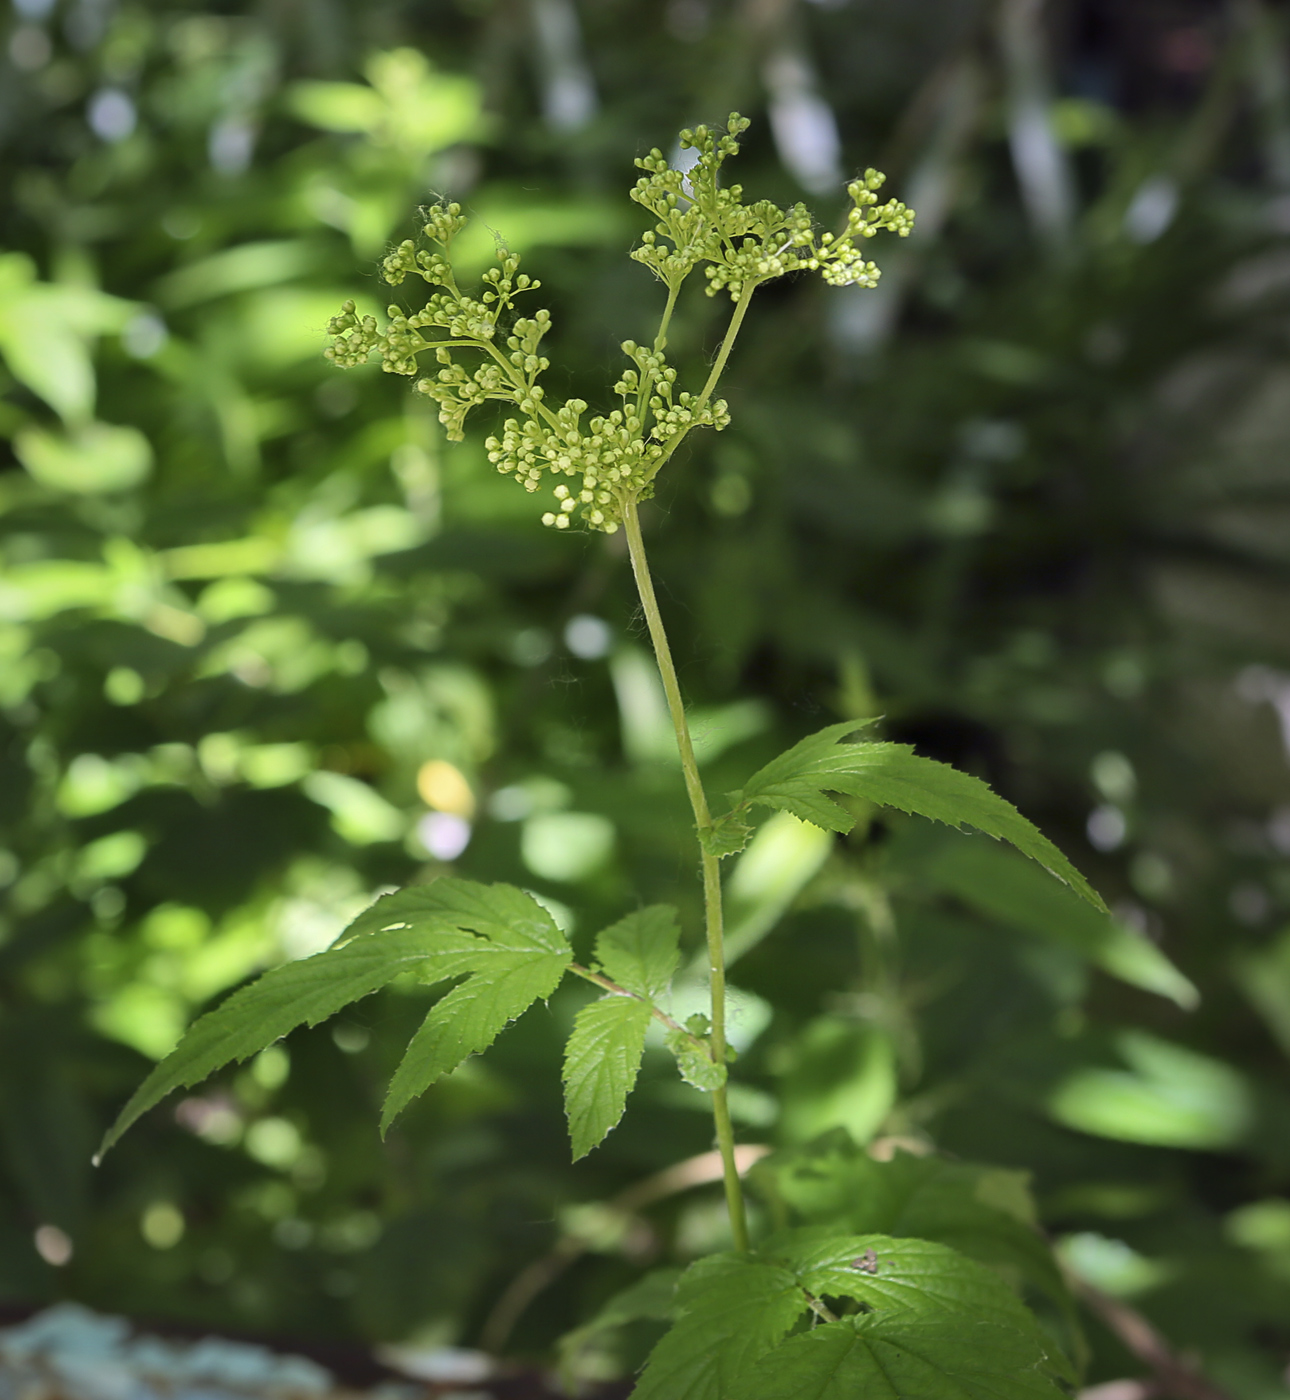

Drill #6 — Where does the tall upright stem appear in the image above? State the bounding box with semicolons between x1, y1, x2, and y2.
622;498;750;1254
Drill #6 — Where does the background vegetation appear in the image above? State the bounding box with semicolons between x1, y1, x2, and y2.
2;0;1289;1393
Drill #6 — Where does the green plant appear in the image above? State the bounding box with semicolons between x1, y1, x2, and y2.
98;115;1110;1397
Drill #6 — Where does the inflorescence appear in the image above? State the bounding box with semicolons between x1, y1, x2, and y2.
325;114;912;533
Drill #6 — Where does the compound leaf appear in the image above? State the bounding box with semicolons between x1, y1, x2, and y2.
563;994;653;1159
730;721;1103;911
631;1253;804;1400
381;941;569;1132
98;924;469;1159
102;878;572;1158
595;905;680;999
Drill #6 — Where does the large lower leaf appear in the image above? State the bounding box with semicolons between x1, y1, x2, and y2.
97;924;475;1159
773;1228;1071;1382
742;1311;1065;1400
765;1230;1071;1398
632;1231;1069;1400
631;1253;804;1400
563;994;653;1159
752;1134;1078;1349
725;721;1103;911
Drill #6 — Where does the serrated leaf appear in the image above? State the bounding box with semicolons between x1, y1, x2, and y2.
664;1027;727;1091
771;1228;1071;1380
742;1311;1065;1400
563;994;653;1159
701;816;753;858
381;943;568;1132
752;1135;1080;1362
101;878;571;1159
733;721;1104;912
595;906;680;999
97;924;468;1159
631;1253;804;1400
341;877;566;952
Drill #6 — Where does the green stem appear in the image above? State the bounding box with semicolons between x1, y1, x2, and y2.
692;279;758;418
635;281;681;420
640;277;761;489
566;961;700;1045
621;498;750;1254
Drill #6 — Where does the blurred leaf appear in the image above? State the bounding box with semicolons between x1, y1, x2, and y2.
776;1018;897;1146
0;253;134;422
153;241;318;309
1234;925;1290;1058
1049;1032;1254;1148
15;421;153;494
918;832;1197;1007
721;812;833;967
521;811;614;882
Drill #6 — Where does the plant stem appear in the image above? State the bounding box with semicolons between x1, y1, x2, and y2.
692;279;758;418
621;498;750;1254
566;961;701;1045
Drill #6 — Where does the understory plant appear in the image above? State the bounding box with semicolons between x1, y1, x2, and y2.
100;116;1110;1397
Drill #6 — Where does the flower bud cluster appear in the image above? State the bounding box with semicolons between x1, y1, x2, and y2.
629;116;914;301
324;121;912;535
483;339;730;533
324;301;381;367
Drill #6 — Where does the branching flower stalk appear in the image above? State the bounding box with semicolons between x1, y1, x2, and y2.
327;113;914;1250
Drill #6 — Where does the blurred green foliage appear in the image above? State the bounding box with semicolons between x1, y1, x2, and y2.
2;0;1290;1394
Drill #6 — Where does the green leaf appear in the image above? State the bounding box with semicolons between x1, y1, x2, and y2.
563;994;653;1159
97;924;470;1160
921;833;1196;1007
633;1231;1069;1400
664;1027;727;1092
700;817;753;858
101;878;572;1158
631;1253;804;1400
381;944;569;1132
752;1135;1080;1362
731;721;1104;912
595;905;680;998
340;877;566;952
742;1311;1064;1400
771;1229;1073;1383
